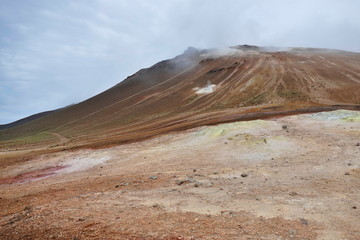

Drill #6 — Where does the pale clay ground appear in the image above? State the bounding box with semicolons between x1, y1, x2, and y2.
0;110;359;239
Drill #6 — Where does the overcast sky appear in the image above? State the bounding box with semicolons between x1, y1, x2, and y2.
1;0;360;124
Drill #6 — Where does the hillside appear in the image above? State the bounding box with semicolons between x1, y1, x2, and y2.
1;45;360;239
1;45;360;151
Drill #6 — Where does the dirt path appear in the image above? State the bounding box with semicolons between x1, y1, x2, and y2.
45;131;69;145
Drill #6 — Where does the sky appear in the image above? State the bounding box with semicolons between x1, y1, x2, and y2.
1;0;360;124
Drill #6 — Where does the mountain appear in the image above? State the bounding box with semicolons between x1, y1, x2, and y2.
1;45;360;150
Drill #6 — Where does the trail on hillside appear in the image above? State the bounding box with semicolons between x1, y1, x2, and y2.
45;132;69;145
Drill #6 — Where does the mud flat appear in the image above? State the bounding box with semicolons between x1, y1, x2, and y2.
0;110;359;239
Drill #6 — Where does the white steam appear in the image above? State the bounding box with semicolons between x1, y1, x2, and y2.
194;81;216;94
200;48;244;58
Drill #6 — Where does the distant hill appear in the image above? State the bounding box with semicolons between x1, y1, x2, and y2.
0;110;57;130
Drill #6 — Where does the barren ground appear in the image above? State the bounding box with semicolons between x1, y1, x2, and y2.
0;110;359;240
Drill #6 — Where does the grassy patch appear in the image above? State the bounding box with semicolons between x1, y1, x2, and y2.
210;102;226;110
0;132;56;148
115;113;143;125
277;91;308;101
185;95;198;104
115;112;178;125
244;93;269;106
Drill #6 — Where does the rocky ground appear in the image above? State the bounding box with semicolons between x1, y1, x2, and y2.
0;110;359;239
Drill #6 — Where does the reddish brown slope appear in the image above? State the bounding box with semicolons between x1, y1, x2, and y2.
1;46;360;150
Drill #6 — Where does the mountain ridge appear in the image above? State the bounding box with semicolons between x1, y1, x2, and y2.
1;45;360;151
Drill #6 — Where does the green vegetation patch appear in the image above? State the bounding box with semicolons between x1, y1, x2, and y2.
196;120;268;138
244;93;269;106
341;115;360;122
307;110;360;122
115;113;143;125
0;132;56;148
277;91;308;101
185;95;199;104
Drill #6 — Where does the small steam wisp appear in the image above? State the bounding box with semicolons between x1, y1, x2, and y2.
194;80;216;94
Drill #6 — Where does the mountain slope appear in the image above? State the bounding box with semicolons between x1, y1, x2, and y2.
0;110;58;131
1;45;360;150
